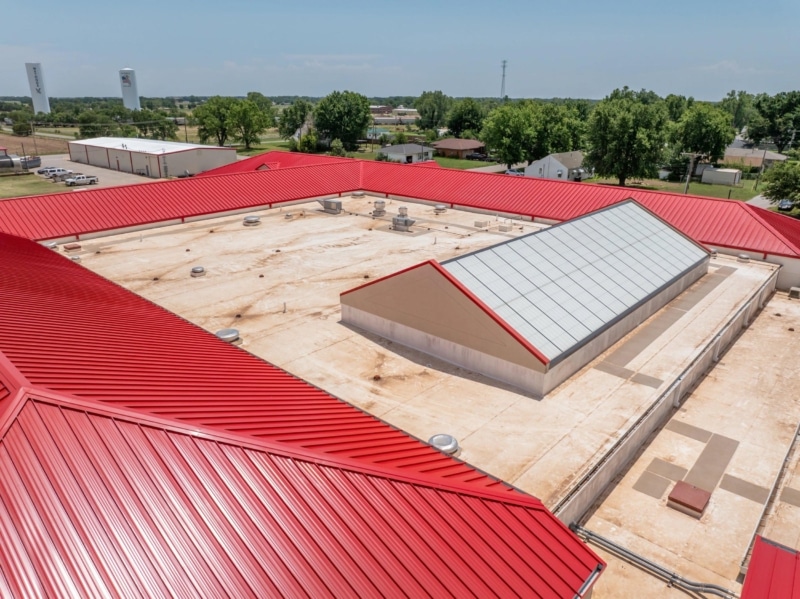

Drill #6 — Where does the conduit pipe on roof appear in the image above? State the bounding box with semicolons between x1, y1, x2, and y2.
570;525;738;599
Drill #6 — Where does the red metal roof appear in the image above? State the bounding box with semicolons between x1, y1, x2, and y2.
1;151;799;259
0;232;504;490
200;150;352;176
742;536;800;599
0;161;360;241
0;390;602;597
0;233;604;597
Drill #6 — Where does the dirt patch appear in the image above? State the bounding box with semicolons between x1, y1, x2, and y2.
0;132;69;156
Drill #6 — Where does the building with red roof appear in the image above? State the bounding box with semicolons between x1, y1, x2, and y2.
741;536;800;598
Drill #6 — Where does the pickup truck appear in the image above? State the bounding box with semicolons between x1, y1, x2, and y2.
65;174;98;186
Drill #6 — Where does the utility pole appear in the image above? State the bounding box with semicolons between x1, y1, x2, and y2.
500;60;507;101
681;152;704;194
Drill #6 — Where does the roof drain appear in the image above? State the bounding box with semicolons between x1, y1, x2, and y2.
190;266;206;278
215;328;241;344
571;525;738;599
243;215;261;227
428;434;460;456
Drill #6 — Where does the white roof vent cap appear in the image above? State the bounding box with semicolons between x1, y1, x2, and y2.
428;434;460;456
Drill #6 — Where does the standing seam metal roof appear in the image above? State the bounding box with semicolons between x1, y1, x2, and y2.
1;152;798;259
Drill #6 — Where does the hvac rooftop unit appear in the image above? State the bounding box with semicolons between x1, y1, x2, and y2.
318;199;342;214
392;216;415;232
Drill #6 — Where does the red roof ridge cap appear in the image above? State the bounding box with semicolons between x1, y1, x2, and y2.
342;260;550;365
740;203;800;256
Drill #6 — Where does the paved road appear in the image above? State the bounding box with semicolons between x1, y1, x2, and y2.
468;162;526;174
746;194;772;209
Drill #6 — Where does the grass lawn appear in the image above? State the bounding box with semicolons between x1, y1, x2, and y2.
434;157;498;170
588;177;759;201
0;173;66;199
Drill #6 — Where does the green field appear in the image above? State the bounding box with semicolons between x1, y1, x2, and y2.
588;177;759;201
0;173;64;199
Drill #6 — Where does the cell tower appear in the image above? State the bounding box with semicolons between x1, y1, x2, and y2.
500;60;507;101
25;63;51;114
119;68;141;111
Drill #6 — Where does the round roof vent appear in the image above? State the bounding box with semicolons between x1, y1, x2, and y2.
44;241;58;250
243;215;261;226
428;434;460;456
215;328;240;343
434;204;447;214
352;191;365;197
737;253;750;263
70;255;81;262
190;266;206;277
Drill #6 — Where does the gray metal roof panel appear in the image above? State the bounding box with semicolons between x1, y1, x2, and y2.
442;201;709;363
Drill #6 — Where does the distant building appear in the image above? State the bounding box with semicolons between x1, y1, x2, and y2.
701;168;741;186
432;138;485;159
68;137;236;178
379;144;434;164
369;105;393;115
723;148;787;169
524;151;587;181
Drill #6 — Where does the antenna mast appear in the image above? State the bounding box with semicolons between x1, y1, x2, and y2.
500;60;507;100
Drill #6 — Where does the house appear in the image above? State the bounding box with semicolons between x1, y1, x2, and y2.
432;138;486;159
723;147;788;169
524;151;587;181
379;143;434;163
701;167;742;186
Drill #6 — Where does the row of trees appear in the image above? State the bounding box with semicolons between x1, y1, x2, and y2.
193;92;276;149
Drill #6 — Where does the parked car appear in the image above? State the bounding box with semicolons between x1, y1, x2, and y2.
778;199;794;211
45;168;72;179
65;174;99;186
465;152;487;161
37;166;58;175
52;171;80;182
505;169;525;176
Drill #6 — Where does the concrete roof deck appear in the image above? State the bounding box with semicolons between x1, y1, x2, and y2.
74;196;780;518
584;293;800;597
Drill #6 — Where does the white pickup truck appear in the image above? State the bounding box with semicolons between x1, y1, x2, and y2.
65;174;99;186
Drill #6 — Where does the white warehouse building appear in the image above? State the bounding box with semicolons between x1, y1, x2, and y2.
68;138;237;179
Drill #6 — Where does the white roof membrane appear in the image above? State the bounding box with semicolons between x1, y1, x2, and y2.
442;201;709;362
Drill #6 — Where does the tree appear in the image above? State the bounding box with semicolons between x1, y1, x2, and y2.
246;92;274;114
671;103;734;163
748;92;800;152
230;99;274;149
415;90;452;130
584;88;669;186
393;131;408;144
719;90;755;132
10;111;31;136
480;103;530;169
329;138;346;157
76;111;119;138
297;130;318;153
761;161;800;207
131;109;178;140
278;99;312;139
446;98;484;138
314;90;371;150
522;102;585;164
664;94;694;122
194;96;237;146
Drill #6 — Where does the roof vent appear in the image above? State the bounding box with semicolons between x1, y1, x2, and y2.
373;200;386;216
44;241;58;250
428;434;460;456
392;216;415;232
318;199;342;214
190;266;206;277
709;249;718;258
352;191;366;198
70;255;81;262
398;206;409;217
474;220;489;228
243;215;261;227
499;224;513;232
737;253;750;263
434;204;447;214
215;328;241;344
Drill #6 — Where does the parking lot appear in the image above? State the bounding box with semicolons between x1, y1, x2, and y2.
35;154;159;189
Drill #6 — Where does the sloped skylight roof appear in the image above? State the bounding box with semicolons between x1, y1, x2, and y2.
442;201;708;362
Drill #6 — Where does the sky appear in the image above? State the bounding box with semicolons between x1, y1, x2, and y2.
2;0;798;101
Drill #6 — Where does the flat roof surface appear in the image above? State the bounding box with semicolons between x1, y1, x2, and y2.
442;201;708;362
68;137;229;154
78;196;777;515
584;292;800;596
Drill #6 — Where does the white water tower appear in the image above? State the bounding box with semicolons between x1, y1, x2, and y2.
25;63;51;114
119;68;141;111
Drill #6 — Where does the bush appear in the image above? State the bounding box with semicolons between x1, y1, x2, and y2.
376;153;389;162
12;121;32;136
297;131;318;153
330;138;346;157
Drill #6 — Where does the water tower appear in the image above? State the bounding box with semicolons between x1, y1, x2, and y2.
25;63;51;114
119;68;141;111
